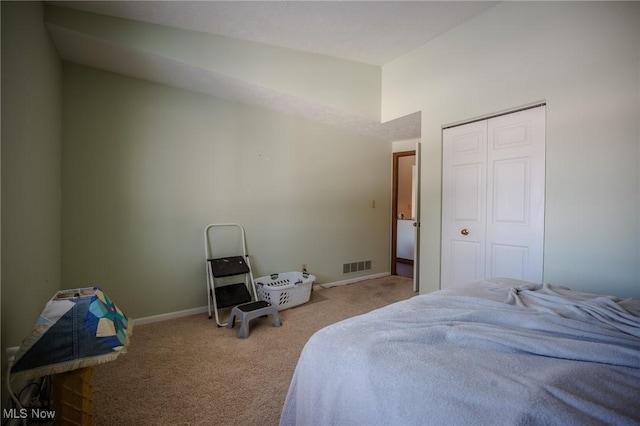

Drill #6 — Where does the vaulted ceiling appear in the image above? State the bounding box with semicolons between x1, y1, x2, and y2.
45;1;497;140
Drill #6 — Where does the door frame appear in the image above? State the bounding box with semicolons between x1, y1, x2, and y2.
392;150;417;284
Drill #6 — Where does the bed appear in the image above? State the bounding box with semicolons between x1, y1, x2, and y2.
280;279;640;425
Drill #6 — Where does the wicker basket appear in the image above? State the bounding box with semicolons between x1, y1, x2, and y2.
255;272;315;311
52;367;93;425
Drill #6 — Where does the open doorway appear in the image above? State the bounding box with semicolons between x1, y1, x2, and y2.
392;150;416;279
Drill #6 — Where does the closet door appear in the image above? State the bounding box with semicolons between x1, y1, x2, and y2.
441;120;488;289
486;106;545;283
441;106;545;289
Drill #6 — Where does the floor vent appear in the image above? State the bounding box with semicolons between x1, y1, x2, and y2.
342;260;372;274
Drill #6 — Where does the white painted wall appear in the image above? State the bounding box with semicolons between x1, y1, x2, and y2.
382;2;640;298
392;138;419;153
62;65;391;319
1;2;62;350
46;5;381;122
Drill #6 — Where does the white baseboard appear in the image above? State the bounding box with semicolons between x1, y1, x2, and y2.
132;306;209;326
133;272;391;325
313;272;390;290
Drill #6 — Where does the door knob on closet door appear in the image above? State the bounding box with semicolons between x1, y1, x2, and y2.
461;229;469;236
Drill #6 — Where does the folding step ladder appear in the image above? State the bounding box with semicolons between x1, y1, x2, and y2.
204;223;257;327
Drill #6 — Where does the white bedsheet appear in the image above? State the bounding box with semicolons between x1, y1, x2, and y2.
280;279;640;425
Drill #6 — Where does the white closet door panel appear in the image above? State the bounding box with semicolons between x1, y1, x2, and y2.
489;243;529;280
451;240;484;285
493;158;529;223
441;121;487;289
453;164;483;221
486;106;545;283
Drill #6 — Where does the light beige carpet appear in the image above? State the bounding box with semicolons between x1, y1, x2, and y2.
93;275;414;426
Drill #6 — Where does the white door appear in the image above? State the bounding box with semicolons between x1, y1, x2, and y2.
441;120;488;289
441;106;545;289
486;107;545;283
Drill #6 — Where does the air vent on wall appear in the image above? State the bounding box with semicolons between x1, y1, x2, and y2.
342;260;372;274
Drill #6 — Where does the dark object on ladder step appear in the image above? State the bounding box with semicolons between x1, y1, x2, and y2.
209;256;250;278
214;283;252;309
227;300;281;339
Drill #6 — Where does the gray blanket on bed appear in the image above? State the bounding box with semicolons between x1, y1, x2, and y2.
280;279;640;426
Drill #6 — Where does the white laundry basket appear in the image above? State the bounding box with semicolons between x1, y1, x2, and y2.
255;272;315;311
